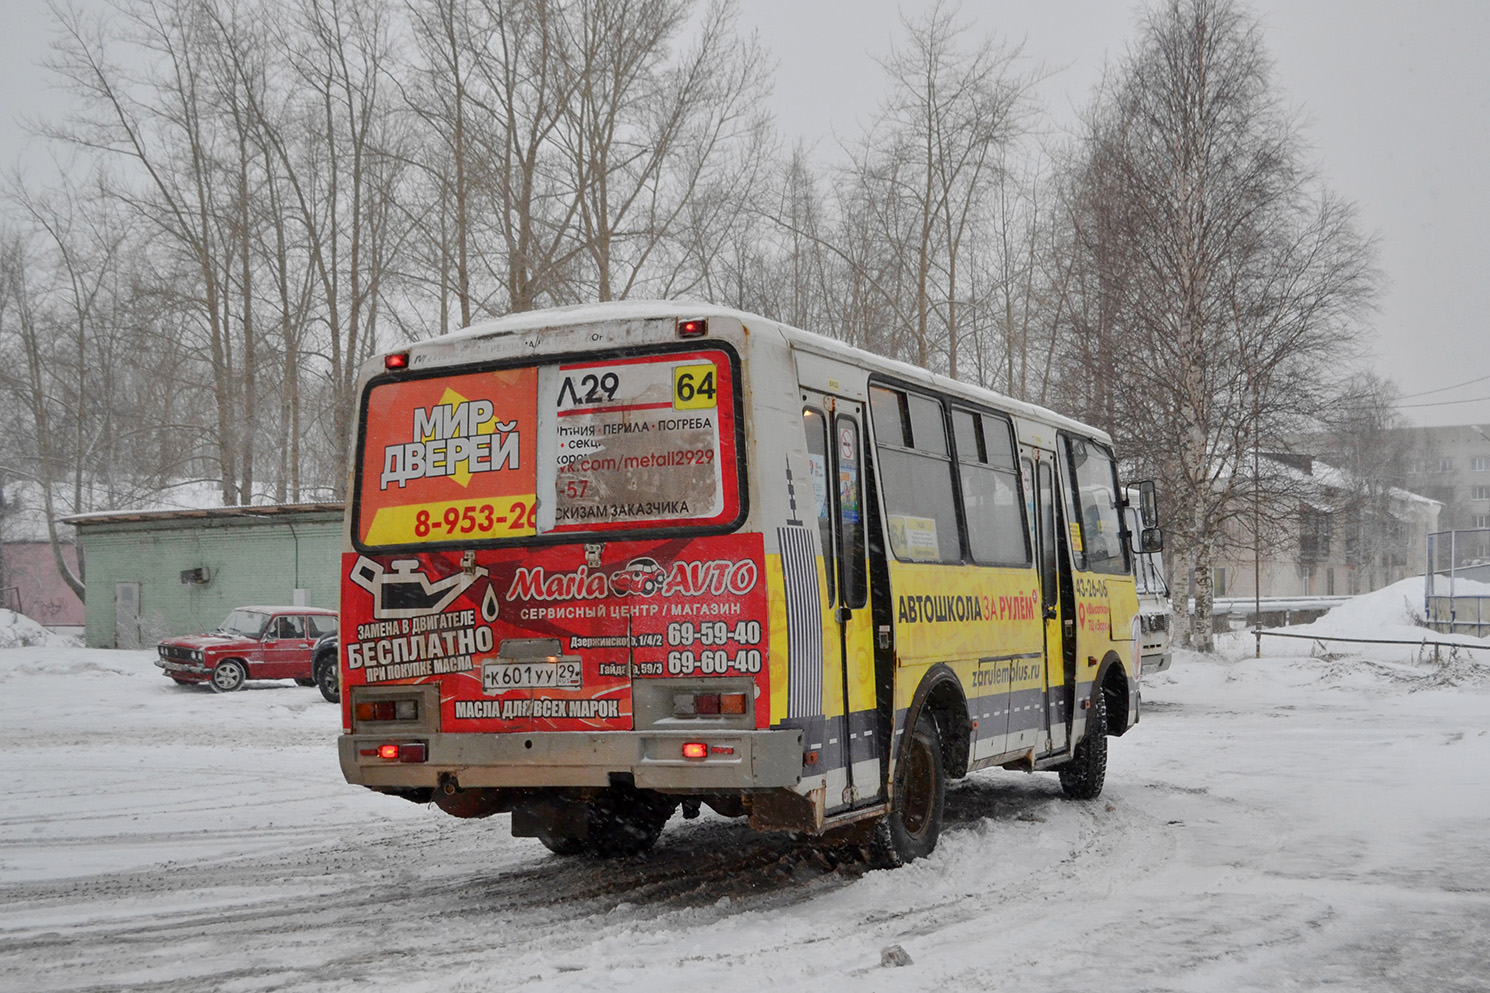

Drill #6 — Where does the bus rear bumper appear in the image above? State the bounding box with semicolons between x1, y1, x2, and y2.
339;728;805;792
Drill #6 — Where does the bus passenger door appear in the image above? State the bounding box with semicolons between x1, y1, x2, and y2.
803;398;882;810
1033;455;1072;754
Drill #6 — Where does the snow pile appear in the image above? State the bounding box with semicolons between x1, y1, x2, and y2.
1312;574;1429;629
1305;574;1490;647
0;609;77;648
1211;574;1490;677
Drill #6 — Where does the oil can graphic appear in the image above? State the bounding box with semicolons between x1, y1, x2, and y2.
350;556;492;620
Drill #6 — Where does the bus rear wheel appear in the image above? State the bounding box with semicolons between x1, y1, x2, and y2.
584;787;676;858
1058;690;1108;799
537;832;588;856
872;711;945;867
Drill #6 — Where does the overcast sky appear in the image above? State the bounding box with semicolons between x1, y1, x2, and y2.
737;0;1490;429
2;0;1486;428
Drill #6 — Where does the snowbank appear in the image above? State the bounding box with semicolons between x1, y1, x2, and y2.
1210;574;1490;671
0;609;78;649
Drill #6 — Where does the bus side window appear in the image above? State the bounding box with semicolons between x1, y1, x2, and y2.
870;387;960;563
803;408;837;605
1037;460;1058;610
953;408;1031;566
835;415;868;609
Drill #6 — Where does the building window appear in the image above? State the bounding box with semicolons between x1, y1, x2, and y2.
1472;457;1489;472
1299;508;1332;562
1474;486;1490;501
1439;458;1456;472
1475;515;1490;529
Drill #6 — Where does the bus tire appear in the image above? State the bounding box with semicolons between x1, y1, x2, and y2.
586;787;675;858
873;711;946;867
537;832;588;856
1059;689;1108;800
209;659;247;693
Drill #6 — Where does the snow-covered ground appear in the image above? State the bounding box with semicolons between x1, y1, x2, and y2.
3;595;1490;992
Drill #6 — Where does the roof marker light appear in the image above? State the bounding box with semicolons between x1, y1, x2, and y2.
385;351;410;370
677;318;707;338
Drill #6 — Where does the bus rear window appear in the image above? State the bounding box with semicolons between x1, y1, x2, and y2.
354;347;742;549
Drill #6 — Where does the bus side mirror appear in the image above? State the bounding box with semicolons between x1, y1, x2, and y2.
1141;527;1164;554
1138;480;1159;529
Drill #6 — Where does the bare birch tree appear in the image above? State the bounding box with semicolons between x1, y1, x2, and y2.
271;0;408;487
556;0;769;302
43;0;264;503
1057;0;1378;649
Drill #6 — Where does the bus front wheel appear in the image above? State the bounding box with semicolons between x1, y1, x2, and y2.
1058;690;1108;799
873;711;946;867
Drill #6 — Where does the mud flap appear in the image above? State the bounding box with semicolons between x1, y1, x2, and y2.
512;795;590;839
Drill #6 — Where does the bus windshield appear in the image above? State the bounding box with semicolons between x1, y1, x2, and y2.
353;346;741;550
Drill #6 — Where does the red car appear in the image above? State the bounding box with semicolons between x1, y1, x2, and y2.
156;606;339;694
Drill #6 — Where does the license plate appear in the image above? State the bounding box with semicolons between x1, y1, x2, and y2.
482;660;582;692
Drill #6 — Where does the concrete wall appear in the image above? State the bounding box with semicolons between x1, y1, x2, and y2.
77;513;343;648
0;541;84;629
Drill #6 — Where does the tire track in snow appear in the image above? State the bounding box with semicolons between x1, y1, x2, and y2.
0;774;1166;993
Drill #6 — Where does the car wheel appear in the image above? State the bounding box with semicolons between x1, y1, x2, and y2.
871;711;946;867
293;677;316;687
210;659;247;694
315;655;340;704
1058;689;1108;800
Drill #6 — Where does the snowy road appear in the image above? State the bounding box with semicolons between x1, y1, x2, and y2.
3;634;1489;992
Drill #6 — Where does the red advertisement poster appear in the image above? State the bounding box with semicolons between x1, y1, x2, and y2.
340;533;769;733
357;367;539;547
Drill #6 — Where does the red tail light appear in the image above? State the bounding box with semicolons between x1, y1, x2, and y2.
368;742;427;762
682;742;708;759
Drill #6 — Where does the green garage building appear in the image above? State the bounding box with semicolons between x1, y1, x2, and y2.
64;504;345;649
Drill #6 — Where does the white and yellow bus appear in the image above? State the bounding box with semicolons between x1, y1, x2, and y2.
337;301;1159;863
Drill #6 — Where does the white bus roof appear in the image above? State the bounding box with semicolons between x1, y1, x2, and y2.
417;300;1112;445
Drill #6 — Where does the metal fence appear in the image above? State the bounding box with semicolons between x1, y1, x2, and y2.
1425;529;1490;638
